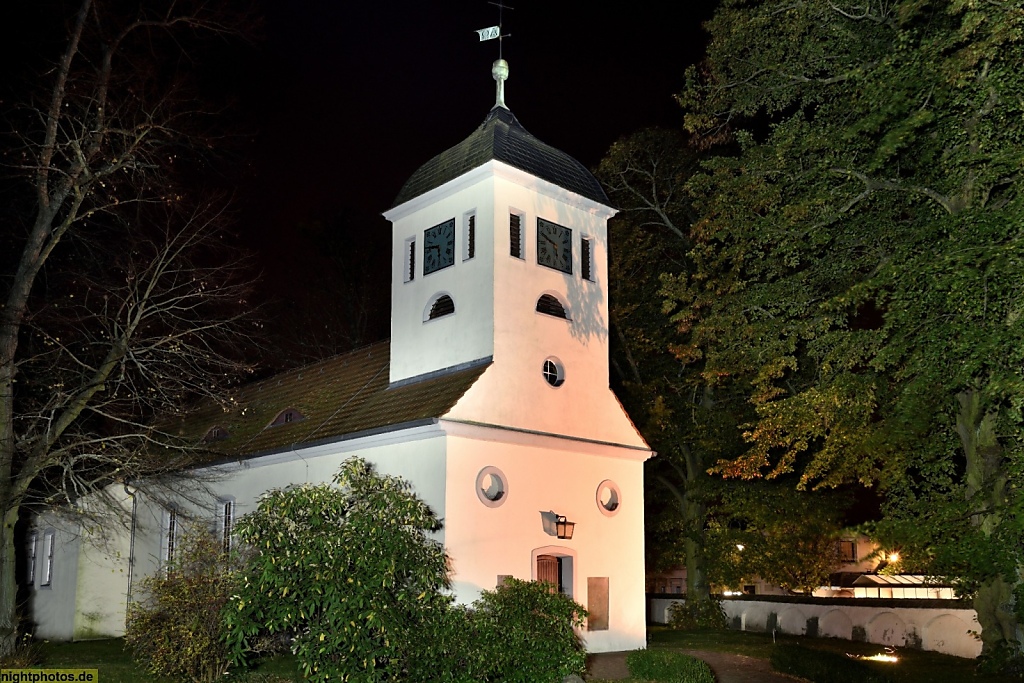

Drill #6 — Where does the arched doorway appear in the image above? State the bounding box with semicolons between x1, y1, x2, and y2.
532;546;576;598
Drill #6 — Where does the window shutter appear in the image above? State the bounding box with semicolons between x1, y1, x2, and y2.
581;237;592;281
408;239;416;281
510;214;522;258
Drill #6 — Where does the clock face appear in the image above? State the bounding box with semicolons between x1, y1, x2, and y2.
423;218;456;275
537;218;572;274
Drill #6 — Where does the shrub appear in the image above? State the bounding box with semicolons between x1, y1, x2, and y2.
976;642;1024;677
468;578;588;683
224;456;452;683
125;530;243;682
626;648;715;682
667;596;727;631
0;633;42;668
769;644;894;683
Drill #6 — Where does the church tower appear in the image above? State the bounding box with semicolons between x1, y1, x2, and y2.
384;61;639;447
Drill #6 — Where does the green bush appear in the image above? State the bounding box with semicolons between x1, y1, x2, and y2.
126;531;243;682
469;578;588;683
625;648;715;682
667;596;728;631
770;644;895;683
0;633;42;668
224;457;453;683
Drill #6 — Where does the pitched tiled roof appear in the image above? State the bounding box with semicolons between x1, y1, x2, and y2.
392;106;609;207
173;341;488;463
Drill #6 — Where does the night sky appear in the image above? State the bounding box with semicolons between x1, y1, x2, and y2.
2;1;718;358
241;2;713;228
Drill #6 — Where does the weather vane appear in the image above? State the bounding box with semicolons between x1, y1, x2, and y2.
475;2;513;59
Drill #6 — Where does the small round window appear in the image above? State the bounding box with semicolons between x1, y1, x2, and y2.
596;480;621;516
542;357;565;387
476;466;508;508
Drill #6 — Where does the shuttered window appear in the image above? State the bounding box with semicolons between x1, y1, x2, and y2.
464;213;476;260
581;237;593;281
510;213;523;259
404;237;416;282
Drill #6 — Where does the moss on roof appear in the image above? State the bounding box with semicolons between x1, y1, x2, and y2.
392;106;609;207
174;341;488;463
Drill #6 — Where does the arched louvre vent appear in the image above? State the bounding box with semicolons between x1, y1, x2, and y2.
428;294;455;319
270;408;305;427
203;425;229;443
536;294;568;319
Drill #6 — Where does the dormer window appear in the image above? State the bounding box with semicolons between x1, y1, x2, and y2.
270;408;305;427
203;426;229;443
426;294;455;320
536;294;569;320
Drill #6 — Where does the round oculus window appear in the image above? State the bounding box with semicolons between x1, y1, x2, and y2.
542;357;565;387
596;480;621;516
476;466;508;508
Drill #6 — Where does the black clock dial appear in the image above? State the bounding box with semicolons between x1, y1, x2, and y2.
423;218;456;275
537;218;572;274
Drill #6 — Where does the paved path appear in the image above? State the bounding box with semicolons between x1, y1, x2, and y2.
586;649;804;683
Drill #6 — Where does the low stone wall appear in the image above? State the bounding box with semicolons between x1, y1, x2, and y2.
649;594;981;659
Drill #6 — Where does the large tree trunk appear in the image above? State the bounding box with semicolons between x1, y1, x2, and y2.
680;443;710;600
0;502;20;655
957;390;1021;656
683;496;709;600
656;444;711;601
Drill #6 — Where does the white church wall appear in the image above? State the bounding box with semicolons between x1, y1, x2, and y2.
443;168;644;449
650;597;983;658
200;426;450;530
30;490;135;641
29;514;81;641
387;169;497;384
72;523;132;640
48;426;449;640
442;424;648;653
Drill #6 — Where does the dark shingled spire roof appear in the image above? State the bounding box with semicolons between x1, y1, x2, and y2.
391;106;609;207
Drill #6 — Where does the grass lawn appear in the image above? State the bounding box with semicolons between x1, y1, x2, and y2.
647;627;1020;683
19;630;1022;683
33;639;301;682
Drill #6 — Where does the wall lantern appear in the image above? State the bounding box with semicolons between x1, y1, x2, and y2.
555;515;576;540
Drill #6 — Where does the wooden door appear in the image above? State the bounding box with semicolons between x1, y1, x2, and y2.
537;554;559;593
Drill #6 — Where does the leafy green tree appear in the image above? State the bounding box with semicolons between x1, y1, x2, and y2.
672;0;1024;660
599;129;852;599
707;481;849;594
599;128;733;601
224;456;452;683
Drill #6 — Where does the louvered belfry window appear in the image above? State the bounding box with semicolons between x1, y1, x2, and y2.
581;237;593;281
428;294;455;319
536;294;568;319
510;213;523;258
465;214;476;260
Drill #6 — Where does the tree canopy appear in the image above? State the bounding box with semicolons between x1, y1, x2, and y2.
599;128;854;600
671;0;1023;659
0;0;257;653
